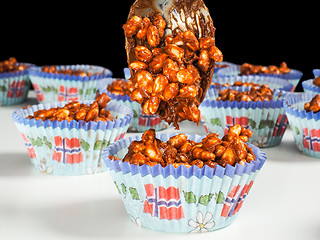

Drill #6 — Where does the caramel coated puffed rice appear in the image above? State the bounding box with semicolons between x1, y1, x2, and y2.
123;14;223;129
115;125;255;168
217;84;274;102
305;94;320;113
41;65;98;77
0;57;28;73
239;62;290;76
28;93;114;122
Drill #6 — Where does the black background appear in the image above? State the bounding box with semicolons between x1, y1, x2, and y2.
1;1;318;92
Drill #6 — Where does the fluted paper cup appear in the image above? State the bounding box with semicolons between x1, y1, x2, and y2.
28;65;112;103
11;100;133;175
210;75;294;92
216;64;302;91
0;63;33;106
302;79;320;94
284;92;320;158
312;69;320;78
200;88;289;148
102;133;266;233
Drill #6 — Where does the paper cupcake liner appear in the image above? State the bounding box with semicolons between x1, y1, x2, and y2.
0;63;33;106
102;133;266;233
212;61;238;80
11;101;133;175
123;68;131;81
28;65;112;104
216;64;302;91
199;89;288;148
99;78;170;132
302;79;320;94
312;69;320;78
211;75;294;92
284;92;320;158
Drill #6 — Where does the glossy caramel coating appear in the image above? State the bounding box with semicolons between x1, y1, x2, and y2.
28;93;114;122
120;125;255;168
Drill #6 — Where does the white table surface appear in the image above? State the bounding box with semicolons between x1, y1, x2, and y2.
1;91;320;240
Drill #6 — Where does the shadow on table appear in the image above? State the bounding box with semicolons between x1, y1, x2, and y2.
0;153;34;176
35;198;171;239
263;139;320;163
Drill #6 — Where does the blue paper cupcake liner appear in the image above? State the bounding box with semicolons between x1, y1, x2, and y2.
102;133;266;233
11;100;133;175
312;69;320;78
123;68;131;81
284;92;320;158
216;64;302;91
302;79;320;94
212;61;238;80
199;88;289;148
0;63;33;106
28;65;112;104
99;78;170;132
210;75;294;92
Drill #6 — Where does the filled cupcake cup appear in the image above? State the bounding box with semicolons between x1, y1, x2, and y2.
11;100;133;175
284;92;320;158
302;79;320;94
28;65;112;104
98;78;170;132
199;88;289;148
0;63;33;106
216;64;302;91
102;133;267;233
212;61;238;80
210;75;294;92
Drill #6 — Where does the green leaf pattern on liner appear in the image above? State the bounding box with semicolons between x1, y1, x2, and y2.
121;183;127;195
183;190;225;206
258;119;275;129
43;136;52;149
94;140;110;150
80;139;90;151
94;140;103;150
129;187;140;200
114;181;121;194
113;182;141;201
133;110;139;118
210;118;222;126
26;135;109;152
39;86;96;97
29;137;43;147
77;88;97;97
215;191;225;204
0;85;7;92
198;194;214;206
210;117;275;130
183;191;197;204
249;119;256;129
41;86;58;94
